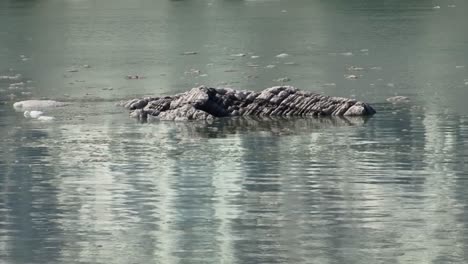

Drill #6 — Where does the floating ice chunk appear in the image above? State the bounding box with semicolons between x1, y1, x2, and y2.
284;62;297;65
347;66;365;71
274;77;291;82
37;116;54;121
344;74;359;80
181;51;198;55
387;83;395;87
231;53;246;57
360;49;369;52
82;64;91;68
275;53;289;58
13;100;68;111
266;64;276;69
370;66;383;70
24;110;43;119
250;55;260;59
340;52;353;56
387;96;410;104
448;5;456;8
465;81;468;86
323;83;336;87
67;68;79;73
433;5;441;9
281;10;287;13
0;74;22;80
455;65;465;69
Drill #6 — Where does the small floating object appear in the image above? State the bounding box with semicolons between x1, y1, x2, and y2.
448;5;456;8
266;64;276;69
37;116;55;121
284;62;298;65
360;49;369;52
231;53;246;57
13;100;68;111
126;75;144;79
465;81;468;86
433;5;441;9
82;64;91;68
344;74;359;80
340;52;353;56
0;74;22;80
323;83;336;87
386;96;410;103
67;69;79;73
181;51;198;55
370;66;383;70
24;110;43;119
250;55;260;59
247;64;259;67
455;65;465;69
275;53;289;58
199;74;208;77
347;66;365;71
281;10;287;13
275;77;291;82
387;83;395;87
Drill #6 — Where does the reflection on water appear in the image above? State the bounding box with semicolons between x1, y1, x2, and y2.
1;103;468;264
2;0;468;263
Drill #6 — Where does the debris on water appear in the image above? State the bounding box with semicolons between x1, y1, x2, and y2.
24;110;43;119
185;69;201;75
455;65;465;69
247;64;259;67
347;66;365;71
0;74;22;80
284;62;298;65
433;5;441;9
274;77;291;82
344;74;359;80
231;53;246;57
126;75;144;79
82;64;91;68
181;51;198;55
21;91;32;96
266;64;276;69
67;69;79;73
37;116;55;121
21;57;29;61
102;87;114;91
199;74;208;77
340;52;353;56
13;100;68;111
250;55;260;59
387;96;410;103
275;53;289;58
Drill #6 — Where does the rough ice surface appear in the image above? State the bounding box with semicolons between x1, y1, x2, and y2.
13;100;68;111
37;116;55;121
24;110;44;119
121;86;376;121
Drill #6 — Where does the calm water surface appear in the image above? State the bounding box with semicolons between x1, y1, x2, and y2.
1;0;468;263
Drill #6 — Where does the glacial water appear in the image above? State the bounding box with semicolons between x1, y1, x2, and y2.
1;0;468;263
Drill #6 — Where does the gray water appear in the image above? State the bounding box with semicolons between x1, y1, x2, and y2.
1;0;468;263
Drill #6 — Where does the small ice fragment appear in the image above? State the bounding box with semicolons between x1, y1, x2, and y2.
340;52;353;56
465;82;468;86
250;55;260;59
433;5;441;9
231;53;246;57
266;64;276;69
455;65;465;69
13;100;68;111
344;74;358;80
360;49;369;52
323;83;336;87
82;64;91;68
387;83;395;87
199;74;208;77
386;96;410;103
24;110;43;119
347;66;365;71
181;51;198;55
281;10;287;13
370;66;382;70
448;5;456;8
67;69;79;73
284;62;297;65
37;116;54;121
275;77;291;82
247;64;259;67
21;58;29;61
275;53;289;58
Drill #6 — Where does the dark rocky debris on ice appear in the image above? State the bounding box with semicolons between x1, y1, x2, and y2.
121;86;376;121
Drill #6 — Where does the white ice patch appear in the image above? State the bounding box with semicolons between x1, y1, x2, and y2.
275;53;289;58
24;110;44;119
13;100;68;111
